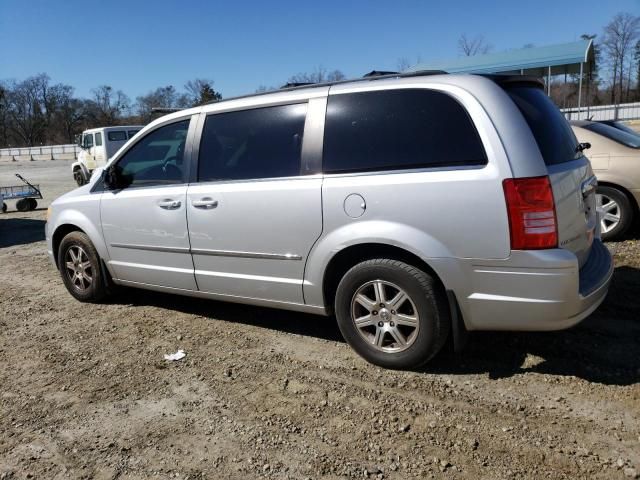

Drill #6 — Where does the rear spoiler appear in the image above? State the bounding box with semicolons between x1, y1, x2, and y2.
479;74;544;90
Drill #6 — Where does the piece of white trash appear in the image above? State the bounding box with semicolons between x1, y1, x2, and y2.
164;349;186;361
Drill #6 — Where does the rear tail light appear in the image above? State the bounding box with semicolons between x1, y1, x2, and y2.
503;176;558;250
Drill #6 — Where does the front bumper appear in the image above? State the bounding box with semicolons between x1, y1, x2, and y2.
45;222;56;268
443;239;613;331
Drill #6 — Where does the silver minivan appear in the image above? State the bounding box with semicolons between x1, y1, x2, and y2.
46;72;613;368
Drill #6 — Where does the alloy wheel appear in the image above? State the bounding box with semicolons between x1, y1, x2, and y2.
350;280;420;353
597;193;621;234
64;245;93;291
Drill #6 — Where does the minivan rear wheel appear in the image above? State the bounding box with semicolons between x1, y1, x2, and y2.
334;259;450;369
58;231;108;302
597;186;633;241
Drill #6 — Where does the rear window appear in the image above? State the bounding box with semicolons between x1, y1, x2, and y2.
323;89;487;174
107;131;127;141
128;129;141;139
507;87;580;166
583;123;640;149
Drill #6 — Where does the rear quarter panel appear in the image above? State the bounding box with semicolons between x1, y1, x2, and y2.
304;78;525;307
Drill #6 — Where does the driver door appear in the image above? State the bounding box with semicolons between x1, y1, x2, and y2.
100;117;197;290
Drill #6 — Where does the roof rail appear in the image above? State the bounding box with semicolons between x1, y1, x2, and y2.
363;70;400;77
204;69;449;106
280;82;316;89
151;107;184;114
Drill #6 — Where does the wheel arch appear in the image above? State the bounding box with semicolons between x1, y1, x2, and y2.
52;224;87;267
321;242;448;314
51;213;109;269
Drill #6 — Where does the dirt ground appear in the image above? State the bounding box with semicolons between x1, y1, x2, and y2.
1;160;639;479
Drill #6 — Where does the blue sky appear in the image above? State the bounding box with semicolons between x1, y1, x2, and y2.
1;0;638;100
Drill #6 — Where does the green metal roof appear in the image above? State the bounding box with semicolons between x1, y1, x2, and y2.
408;39;593;76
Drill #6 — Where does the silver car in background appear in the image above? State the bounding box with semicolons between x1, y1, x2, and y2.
46;72;613;368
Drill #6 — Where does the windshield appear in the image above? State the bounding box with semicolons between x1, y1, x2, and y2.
507;87;581;165
584;123;640;149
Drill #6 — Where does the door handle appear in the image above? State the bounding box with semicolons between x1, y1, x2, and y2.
158;199;181;210
192;198;218;209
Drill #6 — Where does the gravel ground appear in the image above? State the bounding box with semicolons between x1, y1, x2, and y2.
1;160;639;479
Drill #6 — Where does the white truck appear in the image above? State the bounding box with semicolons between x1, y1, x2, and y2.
72;126;143;185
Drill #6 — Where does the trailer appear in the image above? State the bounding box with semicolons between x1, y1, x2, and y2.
0;174;43;213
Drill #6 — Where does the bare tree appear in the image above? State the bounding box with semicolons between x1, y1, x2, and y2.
458;34;492;56
135;86;190;122
396;57;412;71
184;79;222;106
5;76;47;146
287;66;346;84
602;12;640;103
88;85;131;125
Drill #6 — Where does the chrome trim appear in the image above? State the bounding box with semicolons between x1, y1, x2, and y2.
110;243;190;254
110;242;302;261
191;248;302;261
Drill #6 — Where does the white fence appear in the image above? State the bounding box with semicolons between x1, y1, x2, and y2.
562;101;640;121
0;144;80;161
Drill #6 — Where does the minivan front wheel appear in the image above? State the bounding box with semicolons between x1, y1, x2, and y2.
58;231;108;302
335;259;450;369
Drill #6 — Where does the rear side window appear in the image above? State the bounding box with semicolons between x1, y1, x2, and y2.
583;122;640;149
198;103;307;182
128;129;140;139
507;87;580;165
108;131;127;141
95;132;103;146
323;89;487;174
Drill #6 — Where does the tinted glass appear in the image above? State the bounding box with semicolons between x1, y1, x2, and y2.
114;119;189;187
128;129;141;138
95;132;103;146
108;131;128;141
323;89;487;174
584;122;640;149
507;87;580;165
198;103;307;182
83;134;94;148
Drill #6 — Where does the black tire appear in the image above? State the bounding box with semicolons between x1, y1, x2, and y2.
16;198;30;212
597;186;633;241
334;259;450;369
74;170;86;186
57;231;108;302
27;198;37;210
1;202;6;213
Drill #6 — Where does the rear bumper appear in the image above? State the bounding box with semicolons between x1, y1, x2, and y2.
443;240;613;331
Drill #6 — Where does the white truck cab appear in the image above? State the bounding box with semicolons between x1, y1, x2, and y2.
72;126;143;185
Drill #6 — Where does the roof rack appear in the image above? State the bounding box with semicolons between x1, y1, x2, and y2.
205;69;449;105
151;107;184;114
280;82;315;89
363;70;400;77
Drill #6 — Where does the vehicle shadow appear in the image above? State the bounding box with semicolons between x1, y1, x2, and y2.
427;265;640;386
113;265;639;386
0;218;46;248
113;288;344;343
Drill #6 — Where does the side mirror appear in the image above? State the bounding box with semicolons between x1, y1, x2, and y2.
103;165;121;190
103;164;132;190
576;142;591;153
